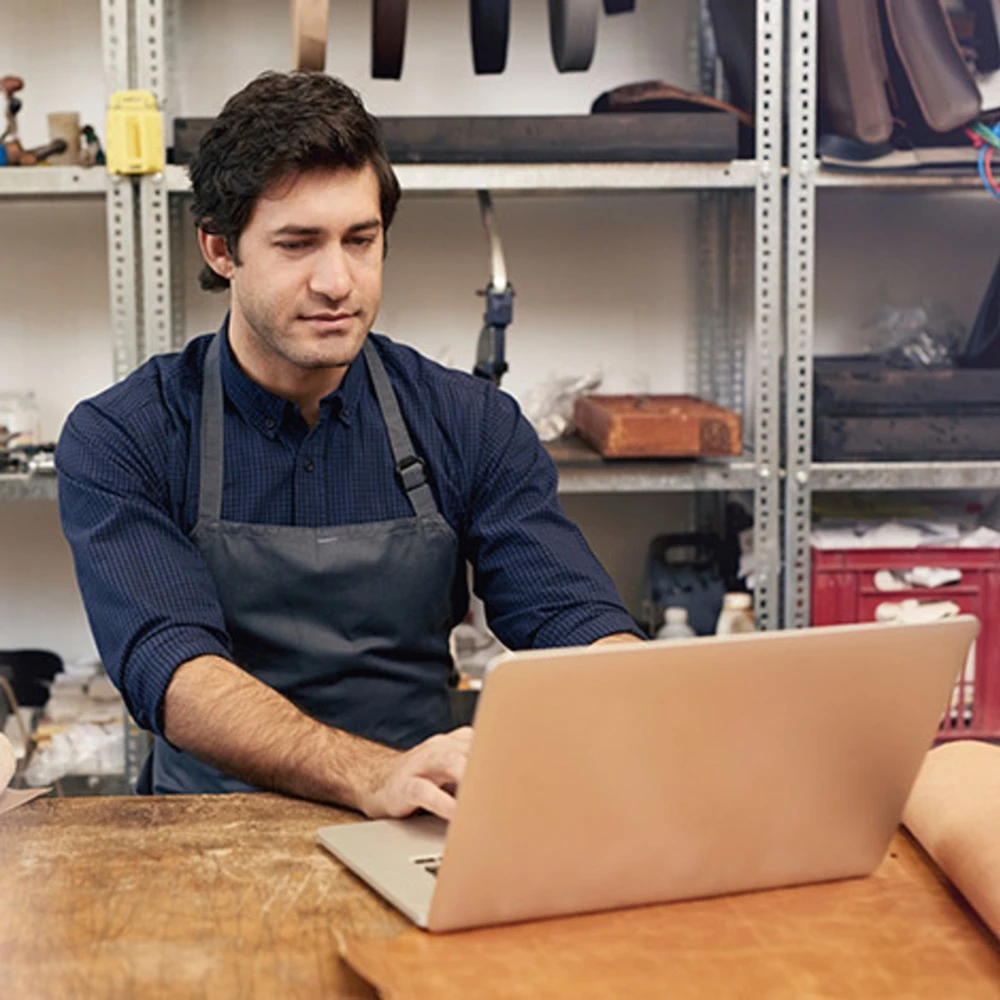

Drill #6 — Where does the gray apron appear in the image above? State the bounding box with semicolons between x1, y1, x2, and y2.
143;334;460;794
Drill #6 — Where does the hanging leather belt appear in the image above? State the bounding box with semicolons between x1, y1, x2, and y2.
548;0;600;72
372;0;409;79
470;0;510;74
292;0;329;71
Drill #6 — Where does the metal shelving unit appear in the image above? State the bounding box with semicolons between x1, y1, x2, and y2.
547;437;757;494
810;462;1000;492
0;0;140;490
139;0;785;628
814;167;984;191
0;475;58;502
0;167;109;197
783;0;1000;629
162;160;760;195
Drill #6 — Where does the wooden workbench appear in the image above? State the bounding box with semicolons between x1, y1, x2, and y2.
1;793;999;999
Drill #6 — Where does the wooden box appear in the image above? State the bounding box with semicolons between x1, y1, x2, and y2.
573;395;742;459
814;357;1000;461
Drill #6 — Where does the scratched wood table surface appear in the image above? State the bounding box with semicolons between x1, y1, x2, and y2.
0;793;404;999
2;794;1000;999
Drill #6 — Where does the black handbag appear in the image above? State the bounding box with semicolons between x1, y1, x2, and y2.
641;533;727;637
960;253;1000;368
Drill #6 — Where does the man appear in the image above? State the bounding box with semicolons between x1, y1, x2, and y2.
57;72;640;819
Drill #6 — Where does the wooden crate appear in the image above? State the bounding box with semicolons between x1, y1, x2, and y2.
573;395;742;459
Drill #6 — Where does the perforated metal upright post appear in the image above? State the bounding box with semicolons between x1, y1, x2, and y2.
102;0;139;382
785;0;818;628
748;0;784;631
136;0;173;361
169;193;187;350
691;0;752;546
102;0;148;789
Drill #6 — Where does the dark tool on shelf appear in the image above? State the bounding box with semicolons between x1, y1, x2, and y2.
79;124;106;167
473;191;513;386
2;75;23;143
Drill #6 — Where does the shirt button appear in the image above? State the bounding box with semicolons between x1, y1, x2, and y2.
303;459;315;473
264;418;276;430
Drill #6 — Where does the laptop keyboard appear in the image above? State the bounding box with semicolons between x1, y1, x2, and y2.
411;854;443;877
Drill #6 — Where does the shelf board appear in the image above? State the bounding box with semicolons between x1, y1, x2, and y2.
0;166;108;197
810;461;1000;491
548;436;757;494
814;165;982;191
0;474;58;501
164;160;760;195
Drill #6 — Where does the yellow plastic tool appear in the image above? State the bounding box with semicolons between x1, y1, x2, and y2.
106;90;164;175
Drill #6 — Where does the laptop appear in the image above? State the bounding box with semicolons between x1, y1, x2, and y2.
317;616;978;933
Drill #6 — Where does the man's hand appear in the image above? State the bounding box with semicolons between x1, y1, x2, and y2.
358;726;474;822
164;655;474;819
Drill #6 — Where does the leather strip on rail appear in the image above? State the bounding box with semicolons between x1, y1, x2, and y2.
292;0;329;71
470;0;510;74
548;0;600;73
603;0;635;13
372;0;408;79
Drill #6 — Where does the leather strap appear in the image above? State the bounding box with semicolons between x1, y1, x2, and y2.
548;0;599;73
372;0;408;79
291;0;329;71
470;0;510;75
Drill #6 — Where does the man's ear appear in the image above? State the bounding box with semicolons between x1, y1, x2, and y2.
198;229;236;281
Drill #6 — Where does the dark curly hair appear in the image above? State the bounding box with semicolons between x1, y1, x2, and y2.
189;71;401;292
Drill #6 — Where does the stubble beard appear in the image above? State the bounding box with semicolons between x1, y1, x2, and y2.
241;296;364;373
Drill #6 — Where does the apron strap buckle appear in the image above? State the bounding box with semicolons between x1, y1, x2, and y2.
396;455;427;493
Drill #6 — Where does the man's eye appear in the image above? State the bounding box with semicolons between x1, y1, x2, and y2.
276;241;310;251
348;236;376;248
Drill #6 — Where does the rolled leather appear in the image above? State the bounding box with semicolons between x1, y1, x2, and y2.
548;0;600;73
372;0;408;79
903;740;1000;940
470;0;510;74
291;0;329;71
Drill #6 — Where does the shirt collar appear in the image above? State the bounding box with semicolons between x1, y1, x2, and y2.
216;314;369;438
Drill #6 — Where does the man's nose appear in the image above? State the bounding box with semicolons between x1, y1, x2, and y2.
308;245;352;301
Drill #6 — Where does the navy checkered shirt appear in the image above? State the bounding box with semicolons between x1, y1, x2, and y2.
56;321;638;736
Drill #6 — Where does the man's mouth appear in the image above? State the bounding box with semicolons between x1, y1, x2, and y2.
302;312;356;323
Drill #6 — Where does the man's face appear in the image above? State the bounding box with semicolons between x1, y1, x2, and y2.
226;164;384;377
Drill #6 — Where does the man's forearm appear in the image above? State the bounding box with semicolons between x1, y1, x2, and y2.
162;655;397;810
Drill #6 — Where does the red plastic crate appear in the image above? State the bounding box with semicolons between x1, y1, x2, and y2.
811;547;1000;740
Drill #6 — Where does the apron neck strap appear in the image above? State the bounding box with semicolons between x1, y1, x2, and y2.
198;334;225;521
362;339;438;519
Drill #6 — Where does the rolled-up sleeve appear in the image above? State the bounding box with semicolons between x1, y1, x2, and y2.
56;400;231;735
465;386;641;649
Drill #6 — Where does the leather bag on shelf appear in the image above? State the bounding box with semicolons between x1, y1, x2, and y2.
818;0;983;145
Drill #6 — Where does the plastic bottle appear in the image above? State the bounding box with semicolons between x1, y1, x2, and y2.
656;606;696;641
715;593;755;635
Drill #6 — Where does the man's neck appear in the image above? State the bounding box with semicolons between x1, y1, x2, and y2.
226;319;349;430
